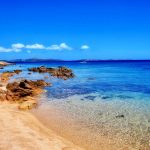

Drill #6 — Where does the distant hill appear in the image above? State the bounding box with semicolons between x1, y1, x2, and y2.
8;59;150;63
10;59;67;63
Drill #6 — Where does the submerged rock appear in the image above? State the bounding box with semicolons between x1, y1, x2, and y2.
44;76;49;79
87;77;96;80
14;69;22;74
116;114;125;118
84;95;96;101
28;66;74;80
101;96;112;100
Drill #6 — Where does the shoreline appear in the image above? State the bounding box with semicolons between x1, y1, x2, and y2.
0;66;84;150
32;96;131;150
0;71;139;150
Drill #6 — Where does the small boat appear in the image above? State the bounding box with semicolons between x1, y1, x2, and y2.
80;61;87;64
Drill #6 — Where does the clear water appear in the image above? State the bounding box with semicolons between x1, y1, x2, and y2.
2;61;150;150
2;61;150;100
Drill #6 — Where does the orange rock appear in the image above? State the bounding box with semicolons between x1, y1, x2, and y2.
6;79;51;103
28;66;75;80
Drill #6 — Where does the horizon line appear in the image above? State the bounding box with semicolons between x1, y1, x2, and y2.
2;58;150;62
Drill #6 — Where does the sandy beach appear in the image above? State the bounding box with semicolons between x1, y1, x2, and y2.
0;101;84;150
0;0;150;149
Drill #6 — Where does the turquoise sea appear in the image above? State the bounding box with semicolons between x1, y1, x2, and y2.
2;61;150;99
1;61;150;150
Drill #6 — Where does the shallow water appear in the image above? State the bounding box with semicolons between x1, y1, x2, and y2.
2;61;150;149
32;94;150;150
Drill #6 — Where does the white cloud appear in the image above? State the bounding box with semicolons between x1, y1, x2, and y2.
47;43;72;50
59;43;72;50
47;45;60;50
26;44;45;49
81;45;90;50
0;47;12;52
0;42;89;53
0;46;21;52
11;43;25;49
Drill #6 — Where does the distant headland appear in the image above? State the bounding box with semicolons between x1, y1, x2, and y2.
3;58;150;63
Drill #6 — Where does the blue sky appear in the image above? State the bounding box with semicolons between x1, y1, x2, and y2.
0;0;150;60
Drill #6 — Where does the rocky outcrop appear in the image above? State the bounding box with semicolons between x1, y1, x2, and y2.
0;70;22;83
6;79;51;102
0;66;74;109
0;65;74;111
28;66;74;80
50;66;75;80
0;79;51;110
0;71;16;83
28;66;48;73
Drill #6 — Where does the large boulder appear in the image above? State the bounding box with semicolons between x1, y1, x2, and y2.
6;82;33;101
6;79;51;102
